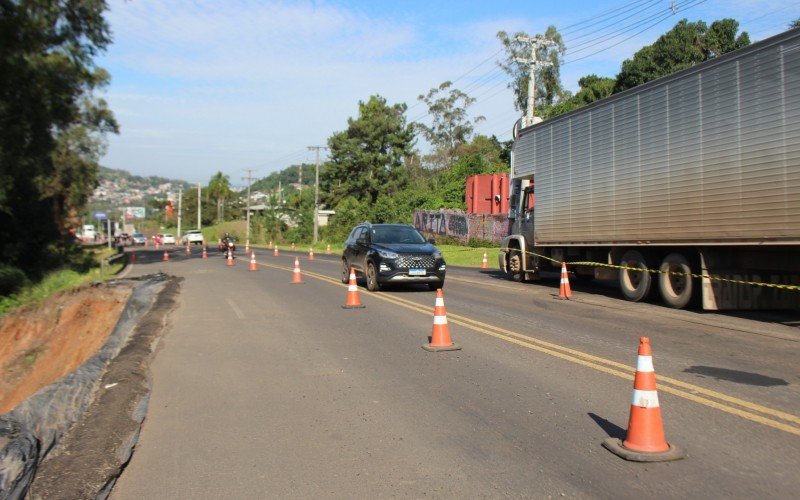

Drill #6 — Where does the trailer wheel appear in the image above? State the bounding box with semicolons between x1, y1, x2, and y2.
658;253;694;309
619;250;652;302
507;251;526;282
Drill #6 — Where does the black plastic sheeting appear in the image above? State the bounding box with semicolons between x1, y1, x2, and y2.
0;274;172;499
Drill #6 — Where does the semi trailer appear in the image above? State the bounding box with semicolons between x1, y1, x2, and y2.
499;28;800;310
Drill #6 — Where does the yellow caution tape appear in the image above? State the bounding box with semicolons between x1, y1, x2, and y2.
498;247;800;292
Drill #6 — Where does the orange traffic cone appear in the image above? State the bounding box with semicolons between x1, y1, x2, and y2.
308;247;315;261
163;250;169;262
274;245;279;257
342;267;365;309
226;249;234;266
291;257;304;284
291;242;296;251
185;244;191;256
155;241;160;250
559;262;572;300
130;252;137;263
603;337;684;462
269;240;273;248
245;241;250;254
249;251;258;271
202;246;208;259
422;289;461;352
326;244;331;255
481;252;488;269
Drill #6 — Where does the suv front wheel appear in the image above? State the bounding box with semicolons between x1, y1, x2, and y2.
366;262;381;291
341;259;350;284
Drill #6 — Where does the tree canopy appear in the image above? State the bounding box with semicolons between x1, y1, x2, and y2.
415;81;485;168
321;95;415;208
615;19;750;92
0;0;116;278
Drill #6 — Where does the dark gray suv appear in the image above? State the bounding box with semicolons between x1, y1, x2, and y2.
341;223;446;291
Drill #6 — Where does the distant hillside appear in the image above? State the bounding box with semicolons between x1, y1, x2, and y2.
250;163;319;194
86;167;192;214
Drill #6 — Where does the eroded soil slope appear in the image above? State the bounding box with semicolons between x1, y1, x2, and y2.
0;284;131;413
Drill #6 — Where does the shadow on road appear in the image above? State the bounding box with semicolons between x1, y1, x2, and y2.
588;412;626;440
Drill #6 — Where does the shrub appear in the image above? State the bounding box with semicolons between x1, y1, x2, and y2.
0;265;28;296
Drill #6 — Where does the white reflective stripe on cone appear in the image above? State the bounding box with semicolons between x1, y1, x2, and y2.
433;315;448;325
631;389;660;408
637;355;654;373
348;284;358;291
435;297;444;306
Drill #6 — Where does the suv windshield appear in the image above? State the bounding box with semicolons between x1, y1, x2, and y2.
371;226;426;244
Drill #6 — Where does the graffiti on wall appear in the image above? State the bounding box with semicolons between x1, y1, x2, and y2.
414;210;509;244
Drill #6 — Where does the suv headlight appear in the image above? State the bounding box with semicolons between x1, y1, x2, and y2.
433;250;443;259
377;249;398;259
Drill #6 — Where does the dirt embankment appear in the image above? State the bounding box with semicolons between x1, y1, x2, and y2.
0;285;131;413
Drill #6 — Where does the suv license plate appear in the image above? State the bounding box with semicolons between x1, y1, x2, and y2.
408;269;426;276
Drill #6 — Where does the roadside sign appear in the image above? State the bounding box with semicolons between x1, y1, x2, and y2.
93;211;107;219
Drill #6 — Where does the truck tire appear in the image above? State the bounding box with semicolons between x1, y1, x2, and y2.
619;250;652;302
507;250;526;282
658;253;695;309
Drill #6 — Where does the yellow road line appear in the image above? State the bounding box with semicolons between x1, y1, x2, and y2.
257;260;800;435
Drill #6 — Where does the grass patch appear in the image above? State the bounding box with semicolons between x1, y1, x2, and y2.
0;247;124;317
438;245;498;268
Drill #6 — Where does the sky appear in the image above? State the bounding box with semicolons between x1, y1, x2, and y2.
96;0;800;186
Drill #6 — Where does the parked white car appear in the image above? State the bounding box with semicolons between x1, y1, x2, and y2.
161;233;176;244
182;230;204;245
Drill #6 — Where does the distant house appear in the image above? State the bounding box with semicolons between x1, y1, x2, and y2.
243;204;335;228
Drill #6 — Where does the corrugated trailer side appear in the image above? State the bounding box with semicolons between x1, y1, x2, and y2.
513;28;800;246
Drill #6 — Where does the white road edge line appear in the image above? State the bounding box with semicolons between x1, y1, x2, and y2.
226;298;246;320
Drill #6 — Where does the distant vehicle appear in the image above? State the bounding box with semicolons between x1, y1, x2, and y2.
132;233;147;245
81;224;96;242
182;229;204;245
161;233;176;245
218;235;235;254
341;223;446;291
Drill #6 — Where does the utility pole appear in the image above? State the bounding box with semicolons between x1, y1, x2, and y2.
515;35;556;127
307;146;327;244
197;183;201;230
177;186;183;239
243;169;256;247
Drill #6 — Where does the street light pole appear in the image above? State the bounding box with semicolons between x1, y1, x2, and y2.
307;146;327;244
177;186;182;239
243;169;255;246
197;183;201;230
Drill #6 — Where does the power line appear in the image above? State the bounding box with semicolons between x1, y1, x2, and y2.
559;0;654;34
566;0;706;56
565;0;708;65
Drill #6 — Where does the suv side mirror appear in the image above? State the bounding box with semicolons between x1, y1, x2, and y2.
427;238;435;245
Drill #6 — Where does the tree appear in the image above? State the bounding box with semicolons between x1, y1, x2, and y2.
321;95;415;208
207;172;231;223
790;18;800;29
43;76;119;241
497;26;566;114
415;81;485;168
546;75;615;118
615;19;749;92
0;0;115;277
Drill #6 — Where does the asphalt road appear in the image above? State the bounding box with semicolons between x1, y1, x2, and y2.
111;246;800;498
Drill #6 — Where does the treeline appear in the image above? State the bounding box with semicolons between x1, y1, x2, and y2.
0;1;117;293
